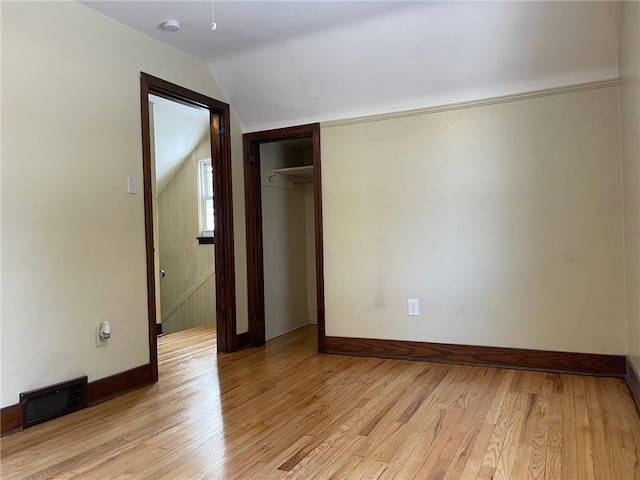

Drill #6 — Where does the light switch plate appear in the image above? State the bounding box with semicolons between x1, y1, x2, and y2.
127;175;137;194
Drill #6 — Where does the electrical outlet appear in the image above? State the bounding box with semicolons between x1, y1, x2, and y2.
96;326;108;347
408;298;420;316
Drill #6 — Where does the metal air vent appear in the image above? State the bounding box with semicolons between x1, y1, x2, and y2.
20;376;87;428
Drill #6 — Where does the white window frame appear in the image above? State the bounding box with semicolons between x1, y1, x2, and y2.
198;158;214;237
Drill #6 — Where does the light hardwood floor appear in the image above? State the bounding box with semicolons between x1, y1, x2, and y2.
1;325;639;479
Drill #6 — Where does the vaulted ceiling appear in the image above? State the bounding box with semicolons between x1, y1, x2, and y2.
150;94;209;192
83;1;620;132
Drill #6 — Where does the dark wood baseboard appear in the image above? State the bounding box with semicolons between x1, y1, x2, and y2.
87;364;153;406
324;336;626;377
237;332;250;349
155;323;164;337
1;404;22;436
625;357;640;415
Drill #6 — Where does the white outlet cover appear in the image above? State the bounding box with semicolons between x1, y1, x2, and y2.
408;298;420;316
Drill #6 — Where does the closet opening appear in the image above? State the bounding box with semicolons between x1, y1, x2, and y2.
243;124;325;351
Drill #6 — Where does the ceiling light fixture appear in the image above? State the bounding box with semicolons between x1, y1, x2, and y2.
210;0;217;31
161;19;181;32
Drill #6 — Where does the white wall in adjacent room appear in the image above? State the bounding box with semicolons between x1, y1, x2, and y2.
260;142;313;340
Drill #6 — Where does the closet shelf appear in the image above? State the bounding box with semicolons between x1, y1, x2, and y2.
271;165;314;179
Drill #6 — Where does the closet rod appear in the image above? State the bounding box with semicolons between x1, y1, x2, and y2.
290;180;314;186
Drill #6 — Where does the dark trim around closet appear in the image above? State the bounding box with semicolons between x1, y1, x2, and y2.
243;124;325;351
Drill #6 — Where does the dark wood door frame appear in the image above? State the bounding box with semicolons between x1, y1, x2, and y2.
243;123;326;351
140;73;237;382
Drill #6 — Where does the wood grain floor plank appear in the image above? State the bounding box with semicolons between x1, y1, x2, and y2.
494;393;527;480
584;375;610;480
545;446;562;480
573;376;596;480
545;374;564;449
526;406;550;480
560;375;578;480
439;369;500;479
456;421;496;480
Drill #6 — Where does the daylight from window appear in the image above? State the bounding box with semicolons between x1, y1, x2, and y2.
199;159;214;235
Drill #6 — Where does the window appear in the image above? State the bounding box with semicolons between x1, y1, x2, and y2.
197;159;214;244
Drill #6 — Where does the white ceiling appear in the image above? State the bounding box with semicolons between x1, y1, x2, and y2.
150;94;209;192
83;1;620;132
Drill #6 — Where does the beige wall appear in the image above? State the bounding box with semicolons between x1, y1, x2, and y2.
321;86;626;354
0;1;247;407
157;135;215;335
260;142;312;339
620;1;640;370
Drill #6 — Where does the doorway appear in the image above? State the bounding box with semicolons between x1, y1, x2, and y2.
243;124;325;351
150;95;214;337
140;73;237;382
